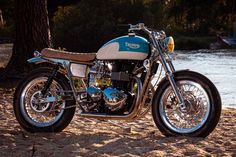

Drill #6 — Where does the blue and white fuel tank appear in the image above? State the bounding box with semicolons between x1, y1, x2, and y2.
97;35;149;60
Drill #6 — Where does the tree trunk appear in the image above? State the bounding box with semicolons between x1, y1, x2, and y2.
1;0;51;79
0;9;4;26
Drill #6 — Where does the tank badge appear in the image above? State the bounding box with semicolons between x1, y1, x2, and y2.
125;42;140;49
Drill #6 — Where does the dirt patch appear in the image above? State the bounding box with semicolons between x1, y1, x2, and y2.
0;44;12;68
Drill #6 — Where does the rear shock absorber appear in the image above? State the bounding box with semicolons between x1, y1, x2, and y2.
41;64;59;96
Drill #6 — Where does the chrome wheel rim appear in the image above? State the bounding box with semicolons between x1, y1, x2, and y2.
159;80;210;134
20;77;65;127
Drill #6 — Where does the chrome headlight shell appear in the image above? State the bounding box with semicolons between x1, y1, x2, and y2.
163;36;175;53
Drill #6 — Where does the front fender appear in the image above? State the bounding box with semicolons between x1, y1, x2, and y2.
153;69;219;103
155;69;190;90
154;69;207;94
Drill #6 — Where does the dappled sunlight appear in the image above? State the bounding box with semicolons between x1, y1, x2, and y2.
0;89;235;156
0;44;12;68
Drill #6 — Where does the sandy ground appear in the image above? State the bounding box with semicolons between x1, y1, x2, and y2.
0;44;12;68
0;89;235;157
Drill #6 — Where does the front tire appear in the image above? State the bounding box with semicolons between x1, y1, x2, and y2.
13;67;76;133
152;70;221;137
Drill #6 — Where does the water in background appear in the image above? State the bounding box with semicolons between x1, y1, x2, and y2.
172;49;236;107
1;45;235;107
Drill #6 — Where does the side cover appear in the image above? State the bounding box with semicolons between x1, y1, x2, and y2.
97;35;149;60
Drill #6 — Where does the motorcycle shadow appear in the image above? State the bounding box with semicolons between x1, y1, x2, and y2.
0;114;206;157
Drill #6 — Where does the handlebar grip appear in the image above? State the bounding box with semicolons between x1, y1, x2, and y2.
128;23;151;34
138;23;145;29
129;23;145;30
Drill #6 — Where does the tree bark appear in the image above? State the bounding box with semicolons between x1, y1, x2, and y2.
0;9;4;26
1;0;51;79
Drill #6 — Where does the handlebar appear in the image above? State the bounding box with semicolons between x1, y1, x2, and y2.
128;23;166;40
129;23;144;30
128;23;151;34
117;23;152;36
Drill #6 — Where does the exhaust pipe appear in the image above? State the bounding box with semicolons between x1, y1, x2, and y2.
79;77;142;120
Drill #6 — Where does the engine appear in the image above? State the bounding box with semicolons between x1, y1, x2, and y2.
82;60;139;113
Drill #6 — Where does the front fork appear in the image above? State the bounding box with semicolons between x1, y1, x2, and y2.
158;52;186;110
163;55;186;110
149;32;186;109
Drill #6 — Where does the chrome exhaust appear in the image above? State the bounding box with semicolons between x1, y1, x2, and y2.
79;76;143;120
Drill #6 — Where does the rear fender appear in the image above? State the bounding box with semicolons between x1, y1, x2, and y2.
27;57;70;65
27;57;47;64
27;57;68;76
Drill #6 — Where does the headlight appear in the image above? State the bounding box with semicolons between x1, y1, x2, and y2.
163;36;175;53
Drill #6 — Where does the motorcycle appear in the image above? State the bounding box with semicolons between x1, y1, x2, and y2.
13;23;221;137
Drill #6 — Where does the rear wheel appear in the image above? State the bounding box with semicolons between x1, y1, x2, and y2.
13;67;76;132
152;71;221;137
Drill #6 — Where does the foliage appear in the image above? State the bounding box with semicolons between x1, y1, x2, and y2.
0;26;11;37
166;0;233;36
1;0;235;50
52;0;167;51
52;0;116;52
175;36;215;50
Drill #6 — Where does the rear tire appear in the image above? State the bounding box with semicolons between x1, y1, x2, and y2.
13;67;76;133
152;70;221;137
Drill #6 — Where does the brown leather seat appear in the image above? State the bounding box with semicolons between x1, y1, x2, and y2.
41;48;96;62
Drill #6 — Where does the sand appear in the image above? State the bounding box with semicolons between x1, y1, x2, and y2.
0;88;235;157
0;44;12;68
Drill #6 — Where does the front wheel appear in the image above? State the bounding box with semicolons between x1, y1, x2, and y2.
152;70;221;137
13;67;76;133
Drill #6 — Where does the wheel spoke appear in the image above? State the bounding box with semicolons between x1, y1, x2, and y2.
20;77;65;127
159;80;210;134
